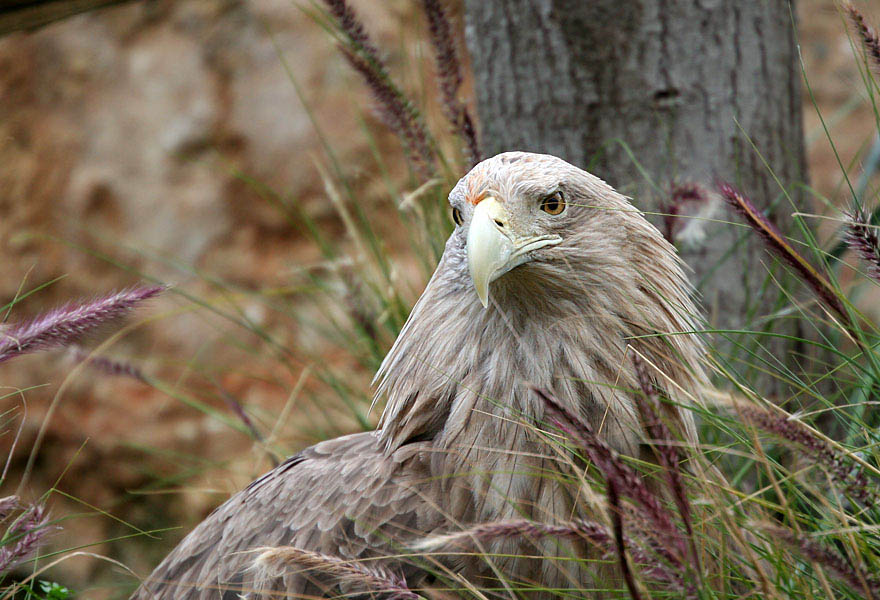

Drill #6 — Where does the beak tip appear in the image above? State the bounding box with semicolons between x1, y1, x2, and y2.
474;283;490;309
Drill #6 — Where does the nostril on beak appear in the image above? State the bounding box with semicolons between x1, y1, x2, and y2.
494;219;505;228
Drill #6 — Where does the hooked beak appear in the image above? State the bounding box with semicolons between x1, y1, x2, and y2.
466;197;562;308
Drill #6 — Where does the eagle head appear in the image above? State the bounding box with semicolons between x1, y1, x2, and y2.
443;151;671;312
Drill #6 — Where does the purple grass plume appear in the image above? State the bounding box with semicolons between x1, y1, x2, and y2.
662;182;710;245
0;285;165;366
254;546;421;600
338;47;435;181
718;183;850;326
0;501;55;574
740;405;876;508
419;0;481;167
323;0;435;179
765;525;879;598
68;344;147;382
606;480;643;600
845;2;880;75
631;355;700;577
0;496;19;521
321;0;381;60
530;386;687;567
845;208;880;282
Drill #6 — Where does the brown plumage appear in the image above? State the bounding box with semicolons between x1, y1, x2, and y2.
133;152;706;599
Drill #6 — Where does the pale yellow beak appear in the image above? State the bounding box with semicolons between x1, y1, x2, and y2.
466;197;562;308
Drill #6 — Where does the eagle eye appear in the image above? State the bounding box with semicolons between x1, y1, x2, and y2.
452;206;464;226
540;192;565;215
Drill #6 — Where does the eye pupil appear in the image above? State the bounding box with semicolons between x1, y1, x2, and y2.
541;192;565;215
452;207;463;226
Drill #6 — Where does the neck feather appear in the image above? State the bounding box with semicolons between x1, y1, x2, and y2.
374;232;705;458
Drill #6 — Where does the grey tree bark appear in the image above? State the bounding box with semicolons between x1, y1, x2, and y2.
463;0;807;372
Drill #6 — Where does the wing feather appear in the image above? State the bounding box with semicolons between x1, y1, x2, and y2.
133;432;442;600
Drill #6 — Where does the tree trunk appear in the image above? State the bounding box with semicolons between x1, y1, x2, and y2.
463;0;807;386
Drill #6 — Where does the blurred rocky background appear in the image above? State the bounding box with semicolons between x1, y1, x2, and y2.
0;0;875;597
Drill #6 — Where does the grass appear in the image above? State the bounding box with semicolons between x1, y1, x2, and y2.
2;0;880;598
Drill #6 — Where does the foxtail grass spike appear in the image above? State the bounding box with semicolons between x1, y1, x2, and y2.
718;183;850;324
208;375;280;467
0;285;166;365
0;496;19;521
321;0;381;59
254;546;421;600
845;2;880;75
631;355;700;577
845;208;880;282
341;273;379;345
530;386;687;565
0;502;55;574
741;405;876;508
323;0;435;179
338;46;435;180
766;526;879;598
419;0;482;167
607;480;643;600
69;345;146;382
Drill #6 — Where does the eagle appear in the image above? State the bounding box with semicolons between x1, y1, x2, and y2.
132;152;706;599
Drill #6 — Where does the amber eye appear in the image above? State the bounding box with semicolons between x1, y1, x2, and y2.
540;192;566;215
452;207;464;226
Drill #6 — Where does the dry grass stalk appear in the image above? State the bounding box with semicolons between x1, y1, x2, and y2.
415;517;682;589
414;517;613;548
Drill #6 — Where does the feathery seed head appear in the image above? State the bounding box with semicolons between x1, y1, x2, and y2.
845;2;880;75
0;285;166;365
765;525;879;597
253;546;421;600
0;502;56;574
845;208;880;282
